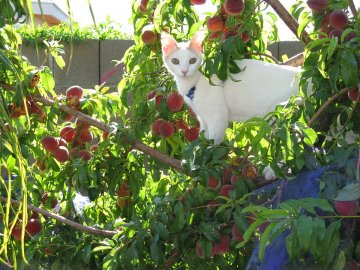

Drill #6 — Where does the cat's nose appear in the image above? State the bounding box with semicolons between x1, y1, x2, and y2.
181;70;188;76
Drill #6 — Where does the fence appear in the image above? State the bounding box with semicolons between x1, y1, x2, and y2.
21;40;305;93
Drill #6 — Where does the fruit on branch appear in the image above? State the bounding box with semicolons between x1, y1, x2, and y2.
36;159;46;171
166;91;184;112
208;31;221;41
159;121;175;138
147;90;157;100
60;126;75;143
41;136;58;152
42;192;58;208
348;87;360;102
306;0;328;12
329;28;343;41
208;176;219;189
334;200;359;216
141;26;158;45
329;10;348;30
196;240;206;258
116;181;130;197
117;196;131;210
25;219;42;236
219;184;234;197
191;0;206;5
53;146;70;163
222;30;237;41
57;138;68;148
345;31;357;42
223;0;244;16
77;149;92;161
79;129;93;144
232;224;243;242
139;0;148;13
152;118;165;135
66;85;84;99
76;118;91;130
242;164;258;179
184;126;200;142
212;234;230;255
240;32;250;43
206;16;224;32
175;119;188;130
102;131;109;140
11;223;26;241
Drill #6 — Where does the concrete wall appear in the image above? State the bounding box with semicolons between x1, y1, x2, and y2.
20;40;303;93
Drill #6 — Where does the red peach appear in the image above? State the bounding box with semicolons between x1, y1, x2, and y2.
329;10;348;30
206;16;224;32
53;146;69;163
41;136;58;152
334;200;359;216
66;85;83;99
223;0;244;16
159;121;175;138
166;92;184;112
184;127;200;142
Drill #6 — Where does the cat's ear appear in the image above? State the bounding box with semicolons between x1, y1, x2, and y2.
161;32;178;57
189;31;205;53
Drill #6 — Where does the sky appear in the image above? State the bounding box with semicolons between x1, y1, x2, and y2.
52;0;303;40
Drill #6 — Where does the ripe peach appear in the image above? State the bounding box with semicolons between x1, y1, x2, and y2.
57;138;68;148
166;92;184;112
219;184;234;197
212;234;230;255
155;94;163;109
76;118;91;130
77;149;92;161
152;118;165;135
60;126;75;143
184;127;200;142
348;87;360;102
208;176;219;189
102;131;109;140
141;28;158;45
329;10;348;30
147;90;157;100
241;32;250;43
79;129;93;143
159;121;175;138
53;146;69;163
196;240;205;258
208;32;221;41
11;224;25;241
232;224;243;242
42;192;58;208
344;31;357;42
66;85;83;99
25;219;42;236
223;0;244;16
175;119;188;130
329;28;343;41
139;0;148;13
306;0;328;12
116;181;130;197
36;159;46;171
334;200;359;216
206;16;224;32
191;0;206;5
41;136;59;152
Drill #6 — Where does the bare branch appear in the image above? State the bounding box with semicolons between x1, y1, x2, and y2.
264;0;311;44
349;0;358;17
0;196;118;237
283;53;304;67
308;88;349;127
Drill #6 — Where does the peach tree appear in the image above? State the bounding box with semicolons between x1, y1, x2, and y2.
0;0;359;269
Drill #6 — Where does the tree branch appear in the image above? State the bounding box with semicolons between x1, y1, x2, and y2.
0;195;118;237
32;95;183;172
349;0;358;17
283;52;304;67
308;88;349;127
264;0;311;44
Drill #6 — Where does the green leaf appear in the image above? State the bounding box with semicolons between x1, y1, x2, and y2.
335;183;360;201
294;216;313;251
333;250;346;270
341;50;359;87
259;222;277;260
172;201;185;233
150;235;160;262
156;222;169;240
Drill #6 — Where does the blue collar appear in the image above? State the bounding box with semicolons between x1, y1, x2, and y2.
186;86;196;100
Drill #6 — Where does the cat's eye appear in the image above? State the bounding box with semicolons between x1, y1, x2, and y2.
189;58;197;64
172;58;179;65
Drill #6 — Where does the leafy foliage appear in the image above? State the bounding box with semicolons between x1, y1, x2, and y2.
0;0;359;269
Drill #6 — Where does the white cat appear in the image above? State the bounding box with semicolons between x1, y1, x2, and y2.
161;32;302;145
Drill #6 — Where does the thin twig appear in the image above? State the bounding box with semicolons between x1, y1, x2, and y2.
308;88;349;127
349;0;358;17
0;195;118;237
264;0;311;44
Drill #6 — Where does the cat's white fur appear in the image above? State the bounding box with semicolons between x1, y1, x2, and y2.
161;32;302;145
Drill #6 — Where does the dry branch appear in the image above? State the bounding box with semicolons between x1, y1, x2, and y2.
264;0;311;44
0;195;118;237
349;0;358;17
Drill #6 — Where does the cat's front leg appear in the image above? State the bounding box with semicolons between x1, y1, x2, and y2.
206;117;228;144
198;118;209;138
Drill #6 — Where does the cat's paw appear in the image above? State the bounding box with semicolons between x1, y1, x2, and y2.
262;165;277;181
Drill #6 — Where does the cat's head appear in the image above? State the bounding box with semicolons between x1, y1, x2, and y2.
161;32;204;78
